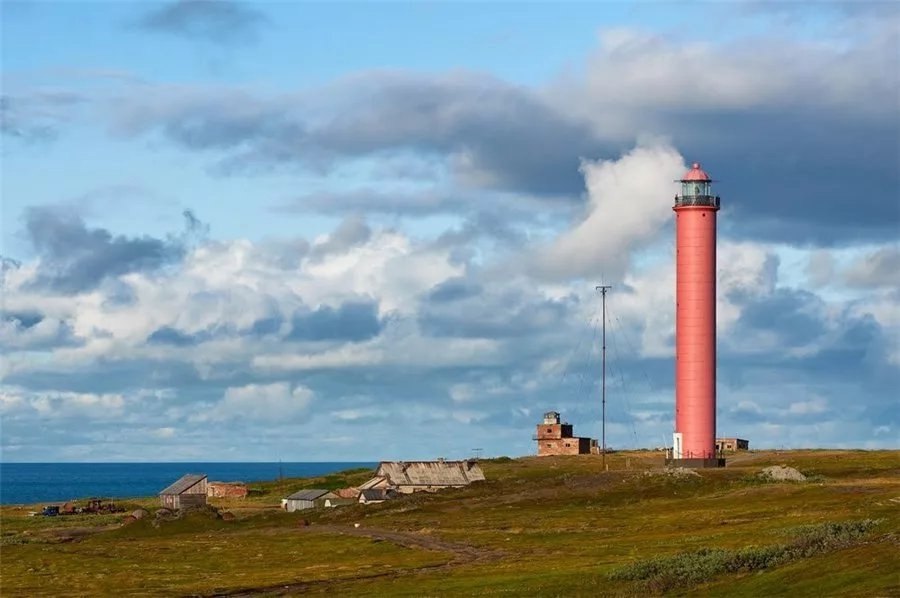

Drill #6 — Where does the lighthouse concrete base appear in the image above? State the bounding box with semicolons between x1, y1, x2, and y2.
665;457;726;468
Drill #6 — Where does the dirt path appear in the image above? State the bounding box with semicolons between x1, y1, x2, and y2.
206;524;504;597
308;524;500;562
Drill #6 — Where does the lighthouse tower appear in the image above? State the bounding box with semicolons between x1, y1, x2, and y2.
670;163;724;467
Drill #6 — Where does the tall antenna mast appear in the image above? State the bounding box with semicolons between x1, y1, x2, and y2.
596;285;612;470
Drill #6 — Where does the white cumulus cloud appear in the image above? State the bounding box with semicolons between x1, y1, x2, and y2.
533;141;685;281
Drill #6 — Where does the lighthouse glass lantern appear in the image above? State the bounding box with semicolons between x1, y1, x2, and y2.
682;179;711;198
676;163;719;208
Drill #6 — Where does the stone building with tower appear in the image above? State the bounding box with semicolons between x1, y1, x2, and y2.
535;412;598;456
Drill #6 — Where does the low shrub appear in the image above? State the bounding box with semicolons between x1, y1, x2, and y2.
609;519;880;593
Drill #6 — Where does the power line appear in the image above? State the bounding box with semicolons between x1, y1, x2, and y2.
557;299;601;393
571;311;602;415
606;304;640;448
613;313;658;396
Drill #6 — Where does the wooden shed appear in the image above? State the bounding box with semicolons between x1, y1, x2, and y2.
284;489;337;512
159;474;208;510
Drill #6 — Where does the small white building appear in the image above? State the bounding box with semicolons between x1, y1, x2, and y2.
358;488;399;505
283;489;337;512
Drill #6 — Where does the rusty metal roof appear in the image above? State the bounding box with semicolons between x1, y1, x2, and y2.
159;474;206;496
376;460;485;487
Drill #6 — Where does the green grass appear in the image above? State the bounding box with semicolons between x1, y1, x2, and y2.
1;508;449;596
240;467;376;504
3;529;449;596
609;519;881;593
2;451;898;596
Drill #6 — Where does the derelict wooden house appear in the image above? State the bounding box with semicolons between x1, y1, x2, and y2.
367;460;486;494
159;474;208;509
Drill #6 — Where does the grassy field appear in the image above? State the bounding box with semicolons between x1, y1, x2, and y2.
1;450;897;596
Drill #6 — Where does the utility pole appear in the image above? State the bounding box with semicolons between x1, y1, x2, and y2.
596;285;612;470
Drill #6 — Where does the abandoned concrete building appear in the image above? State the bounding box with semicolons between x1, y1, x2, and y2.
535;411;598;456
716;437;750;452
359;460;486;494
159;474;208;509
207;481;248;499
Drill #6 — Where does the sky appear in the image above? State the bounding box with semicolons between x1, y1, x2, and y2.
1;0;898;462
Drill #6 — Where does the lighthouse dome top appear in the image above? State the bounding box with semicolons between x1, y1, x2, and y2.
681;162;712;182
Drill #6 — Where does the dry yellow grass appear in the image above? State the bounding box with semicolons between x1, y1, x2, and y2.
1;449;897;596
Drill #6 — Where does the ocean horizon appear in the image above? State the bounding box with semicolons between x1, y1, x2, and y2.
0;462;377;505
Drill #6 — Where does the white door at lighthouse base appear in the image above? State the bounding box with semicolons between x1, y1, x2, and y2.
673;433;683;460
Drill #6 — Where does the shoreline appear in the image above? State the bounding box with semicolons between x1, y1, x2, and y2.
0;462;378;507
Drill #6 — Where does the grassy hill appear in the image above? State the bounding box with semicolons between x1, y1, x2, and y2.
1;450;898;596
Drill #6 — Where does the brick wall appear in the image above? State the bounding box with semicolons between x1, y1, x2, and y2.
536;423;574;440
538;438;591;456
207;482;248;498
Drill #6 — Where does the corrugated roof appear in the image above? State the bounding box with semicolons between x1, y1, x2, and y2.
159;474;207;496
376;461;485;487
286;489;331;501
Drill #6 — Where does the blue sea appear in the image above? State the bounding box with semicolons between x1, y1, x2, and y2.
0;462;376;505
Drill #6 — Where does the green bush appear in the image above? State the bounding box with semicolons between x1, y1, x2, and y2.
609;519;880;593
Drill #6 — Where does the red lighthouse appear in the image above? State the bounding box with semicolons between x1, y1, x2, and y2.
670;163;724;467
